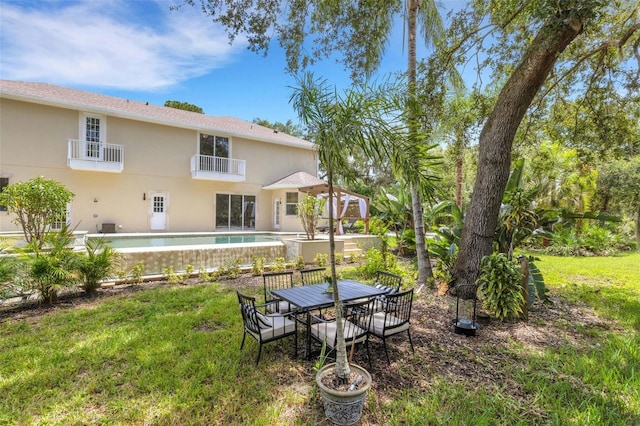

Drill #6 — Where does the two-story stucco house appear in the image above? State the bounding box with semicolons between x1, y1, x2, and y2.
0;80;324;234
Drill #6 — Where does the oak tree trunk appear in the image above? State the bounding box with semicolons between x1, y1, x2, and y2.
453;13;584;285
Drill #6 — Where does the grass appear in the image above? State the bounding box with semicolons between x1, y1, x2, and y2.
1;253;639;425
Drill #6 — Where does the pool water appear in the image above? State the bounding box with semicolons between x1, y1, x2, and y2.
92;233;283;249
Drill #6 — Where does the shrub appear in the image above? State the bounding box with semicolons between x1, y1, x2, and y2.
219;258;242;279
130;262;145;285
163;266;179;285
0;241;19;300
334;252;344;265
477;253;524;321
251;256;266;276
294;255;306;270
356;248;386;279
271;257;287;272
198;265;211;282
180;264;194;283
314;253;328;267
21;226;80;303
0;177;74;249
77;238;121;293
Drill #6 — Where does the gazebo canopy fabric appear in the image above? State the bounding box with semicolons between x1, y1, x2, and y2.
298;183;370;235
263;171;370;235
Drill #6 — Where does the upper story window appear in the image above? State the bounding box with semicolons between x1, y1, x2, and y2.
285;192;298;216
200;134;230;158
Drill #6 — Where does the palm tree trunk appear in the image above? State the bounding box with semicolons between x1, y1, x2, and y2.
455;138;464;208
408;0;433;285
327;168;349;380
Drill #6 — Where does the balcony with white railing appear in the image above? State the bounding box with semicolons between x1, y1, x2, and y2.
190;154;246;182
67;139;124;172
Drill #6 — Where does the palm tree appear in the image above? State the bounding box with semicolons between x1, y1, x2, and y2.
290;73;432;380
405;0;443;285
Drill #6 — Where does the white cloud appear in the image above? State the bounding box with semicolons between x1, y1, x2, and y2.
0;0;246;90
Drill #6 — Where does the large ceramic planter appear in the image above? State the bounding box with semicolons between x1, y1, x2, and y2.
316;363;372;425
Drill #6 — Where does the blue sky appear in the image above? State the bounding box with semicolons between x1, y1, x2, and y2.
0;0;455;124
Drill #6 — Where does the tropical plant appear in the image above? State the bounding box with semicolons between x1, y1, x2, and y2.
163;266;179;285
130;262;145;284
0;177;74;249
77;238;121;293
271;257;286;273
21;225;80;303
427;200;464;283
373;185;413;246
477;253;524;321
294;255;306;270
313;253;328;268
518;255;550;304
291;72;420;383
0;239;19;299
296;194;325;240
251;256;266;276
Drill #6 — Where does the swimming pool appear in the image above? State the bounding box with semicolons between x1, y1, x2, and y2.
92;233;284;249
86;232;292;278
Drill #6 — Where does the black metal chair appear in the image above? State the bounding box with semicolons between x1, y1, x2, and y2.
300;267;326;286
262;271;294;313
237;291;297;365
309;298;373;368
368;288;414;364
374;270;402;294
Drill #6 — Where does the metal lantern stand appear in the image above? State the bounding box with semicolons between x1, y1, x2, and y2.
453;283;480;336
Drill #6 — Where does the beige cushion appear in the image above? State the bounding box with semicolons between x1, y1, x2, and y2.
370;312;409;336
266;300;293;314
310;320;367;347
249;314;296;341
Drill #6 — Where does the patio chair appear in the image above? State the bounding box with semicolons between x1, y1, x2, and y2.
263;271;294;314
237;291;297;365
309;298;373;368
368;288;414;364
300;267;326;286
374;270;402;294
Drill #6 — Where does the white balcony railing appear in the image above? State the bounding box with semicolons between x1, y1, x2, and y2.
67;139;124;172
190;154;246;182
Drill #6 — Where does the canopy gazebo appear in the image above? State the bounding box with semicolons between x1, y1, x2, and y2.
298;183;370;235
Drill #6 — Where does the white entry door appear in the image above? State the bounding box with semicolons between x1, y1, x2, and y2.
273;198;280;229
150;193;167;230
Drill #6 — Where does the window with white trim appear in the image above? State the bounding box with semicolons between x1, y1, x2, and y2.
0;177;9;212
285;192;298;216
50;203;71;231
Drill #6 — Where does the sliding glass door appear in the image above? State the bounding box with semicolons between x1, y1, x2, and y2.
216;194;256;230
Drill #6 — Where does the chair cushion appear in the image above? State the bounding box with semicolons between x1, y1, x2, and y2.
375;284;398;295
248;314;296;341
266;300;292;314
370;312;409;336
245;305;273;328
310;320;367;347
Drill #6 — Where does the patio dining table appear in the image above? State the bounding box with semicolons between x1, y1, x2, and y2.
271;279;387;359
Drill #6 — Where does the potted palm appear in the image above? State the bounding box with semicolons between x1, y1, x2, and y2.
291;73;429;424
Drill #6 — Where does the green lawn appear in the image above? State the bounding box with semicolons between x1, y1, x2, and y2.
1;253;638;425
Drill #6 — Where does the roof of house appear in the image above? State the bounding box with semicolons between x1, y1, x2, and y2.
262;171;325;190
0;79;314;150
